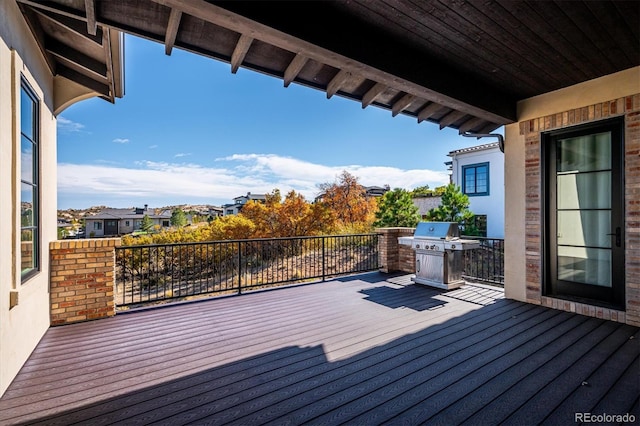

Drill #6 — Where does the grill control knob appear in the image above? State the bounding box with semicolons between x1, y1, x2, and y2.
451;244;456;249
416;244;420;249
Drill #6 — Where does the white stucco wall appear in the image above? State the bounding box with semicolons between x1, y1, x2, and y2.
0;0;57;396
504;66;640;302
450;146;505;238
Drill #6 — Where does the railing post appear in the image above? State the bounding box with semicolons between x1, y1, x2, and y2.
322;236;326;281
238;241;242;294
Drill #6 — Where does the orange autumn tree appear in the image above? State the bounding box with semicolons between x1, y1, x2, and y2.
240;189;330;237
317;170;378;233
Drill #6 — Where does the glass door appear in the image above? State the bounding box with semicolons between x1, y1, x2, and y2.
545;119;624;308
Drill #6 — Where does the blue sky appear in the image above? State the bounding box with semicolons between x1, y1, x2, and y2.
57;34;501;209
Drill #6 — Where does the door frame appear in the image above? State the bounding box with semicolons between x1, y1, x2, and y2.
542;117;625;309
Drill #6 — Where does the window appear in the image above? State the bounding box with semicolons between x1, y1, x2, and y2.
93;222;102;230
20;79;40;281
125;220;130;227
462;162;489;196
162;220;170;227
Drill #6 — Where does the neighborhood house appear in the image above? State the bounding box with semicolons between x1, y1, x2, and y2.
447;141;505;238
84;205;172;236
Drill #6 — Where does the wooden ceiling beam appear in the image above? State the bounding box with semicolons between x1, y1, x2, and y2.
391;93;415;117
164;8;182;56
84;0;97;36
417;103;446;123
284;54;308;87
230;34;253;74
57;64;110;97
457;117;487;134
476;122;503;134
31;7;103;45
326;69;350;99
151;0;515;125
438;110;467;130
45;38;107;79
362;82;386;108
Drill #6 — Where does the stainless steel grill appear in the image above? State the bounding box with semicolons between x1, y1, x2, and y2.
399;222;479;290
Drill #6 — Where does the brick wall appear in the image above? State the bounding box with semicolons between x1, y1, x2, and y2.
49;238;120;325
377;227;416;274
521;94;640;326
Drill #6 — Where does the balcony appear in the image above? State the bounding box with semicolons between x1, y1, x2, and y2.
1;271;637;425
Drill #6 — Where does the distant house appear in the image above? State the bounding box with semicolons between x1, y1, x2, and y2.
84;205;172;236
447;142;504;238
364;185;390;197
222;192;267;216
314;184;390;203
208;206;223;218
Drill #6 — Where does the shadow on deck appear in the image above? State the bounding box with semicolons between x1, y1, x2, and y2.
0;272;638;425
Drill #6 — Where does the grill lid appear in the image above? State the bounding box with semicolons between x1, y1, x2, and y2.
414;222;460;240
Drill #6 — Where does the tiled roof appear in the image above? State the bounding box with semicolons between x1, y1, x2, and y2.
448;142;500;156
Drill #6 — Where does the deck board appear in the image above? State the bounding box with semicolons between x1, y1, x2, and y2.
0;272;637;426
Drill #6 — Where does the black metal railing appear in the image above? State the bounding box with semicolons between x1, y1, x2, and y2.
462;236;504;286
115;234;379;308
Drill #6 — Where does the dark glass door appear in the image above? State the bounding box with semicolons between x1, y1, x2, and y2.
105;220;119;236
545;119;624;308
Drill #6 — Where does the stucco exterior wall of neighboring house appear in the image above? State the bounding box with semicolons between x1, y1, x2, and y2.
0;1;57;396
449;143;505;238
504;66;640;326
412;195;442;219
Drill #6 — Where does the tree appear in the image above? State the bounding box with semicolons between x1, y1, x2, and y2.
411;185;432;197
374;188;420;228
424;183;477;233
317;170;378;232
170;208;187;227
140;214;154;233
241;189;330;237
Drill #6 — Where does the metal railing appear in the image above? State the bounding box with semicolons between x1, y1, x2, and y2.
462;236;504;286
115;234;379;308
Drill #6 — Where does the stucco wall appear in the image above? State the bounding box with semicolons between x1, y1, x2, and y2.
0;0;58;396
504;67;640;325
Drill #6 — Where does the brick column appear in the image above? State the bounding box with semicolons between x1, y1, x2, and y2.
376;227;416;274
49;238;120;325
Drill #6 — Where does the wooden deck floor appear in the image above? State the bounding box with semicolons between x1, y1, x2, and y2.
1;272;638;425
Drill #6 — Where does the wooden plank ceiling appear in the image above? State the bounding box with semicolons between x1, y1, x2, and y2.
16;0;640;134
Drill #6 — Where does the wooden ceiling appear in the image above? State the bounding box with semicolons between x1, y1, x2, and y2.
16;0;640;134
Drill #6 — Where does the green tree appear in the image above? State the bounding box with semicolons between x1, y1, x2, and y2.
374;188;420;228
170;208;187;227
140;214;154;232
424;183;478;234
411;185;432;197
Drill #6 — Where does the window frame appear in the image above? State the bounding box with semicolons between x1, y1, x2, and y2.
462;162;490;196
542;117;625;309
20;77;40;282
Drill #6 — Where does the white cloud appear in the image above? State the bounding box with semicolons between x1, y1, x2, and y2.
149;145;158;149
174;153;191;158
58;154;449;207
113;138;130;144
57;116;85;133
